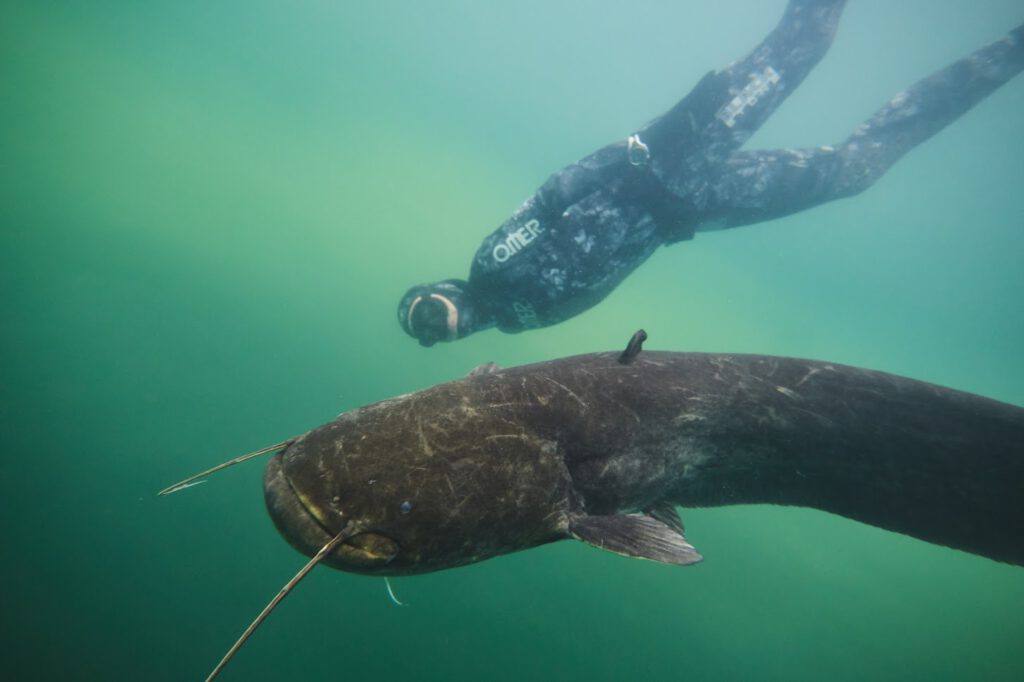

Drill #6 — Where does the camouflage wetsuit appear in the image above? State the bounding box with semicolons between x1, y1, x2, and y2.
399;0;1024;346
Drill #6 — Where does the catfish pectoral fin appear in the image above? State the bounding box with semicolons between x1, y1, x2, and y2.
570;513;703;566
646;500;685;535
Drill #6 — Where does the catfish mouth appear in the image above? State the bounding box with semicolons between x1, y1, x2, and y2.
263;454;399;573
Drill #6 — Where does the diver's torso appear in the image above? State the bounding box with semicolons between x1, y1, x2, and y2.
469;188;664;332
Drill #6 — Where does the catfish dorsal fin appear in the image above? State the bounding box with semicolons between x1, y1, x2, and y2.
570;513;702;566
618;329;647;365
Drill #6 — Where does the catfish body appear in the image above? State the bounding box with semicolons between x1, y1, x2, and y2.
265;350;1024;574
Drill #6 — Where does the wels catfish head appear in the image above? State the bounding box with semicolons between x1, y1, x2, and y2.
262;378;576;576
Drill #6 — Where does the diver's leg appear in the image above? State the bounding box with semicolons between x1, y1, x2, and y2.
644;0;847;187
696;24;1024;232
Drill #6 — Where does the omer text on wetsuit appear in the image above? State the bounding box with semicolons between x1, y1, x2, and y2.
493;219;543;263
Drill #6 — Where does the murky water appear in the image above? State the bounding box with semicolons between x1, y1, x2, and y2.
3;1;1023;679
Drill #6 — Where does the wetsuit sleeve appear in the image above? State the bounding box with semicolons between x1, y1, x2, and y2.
532;143;632;217
695;24;1024;231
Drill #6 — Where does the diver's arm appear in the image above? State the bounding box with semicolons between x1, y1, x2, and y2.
532;143;630;217
693;24;1024;231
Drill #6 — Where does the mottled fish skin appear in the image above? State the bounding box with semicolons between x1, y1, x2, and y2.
265;350;1024;575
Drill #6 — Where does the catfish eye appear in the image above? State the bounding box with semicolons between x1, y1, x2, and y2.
399;501;412;514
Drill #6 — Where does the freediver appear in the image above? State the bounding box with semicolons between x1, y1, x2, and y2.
398;0;1024;346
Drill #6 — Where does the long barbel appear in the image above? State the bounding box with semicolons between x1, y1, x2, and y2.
157;438;296;496
205;527;351;681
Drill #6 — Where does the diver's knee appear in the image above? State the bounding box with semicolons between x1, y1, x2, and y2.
831;145;890;197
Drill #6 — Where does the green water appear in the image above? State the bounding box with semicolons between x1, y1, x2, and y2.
3;1;1023;680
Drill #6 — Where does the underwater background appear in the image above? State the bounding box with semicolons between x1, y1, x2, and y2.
3;1;1023;679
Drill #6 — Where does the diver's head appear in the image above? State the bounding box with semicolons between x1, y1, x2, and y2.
398;279;483;346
